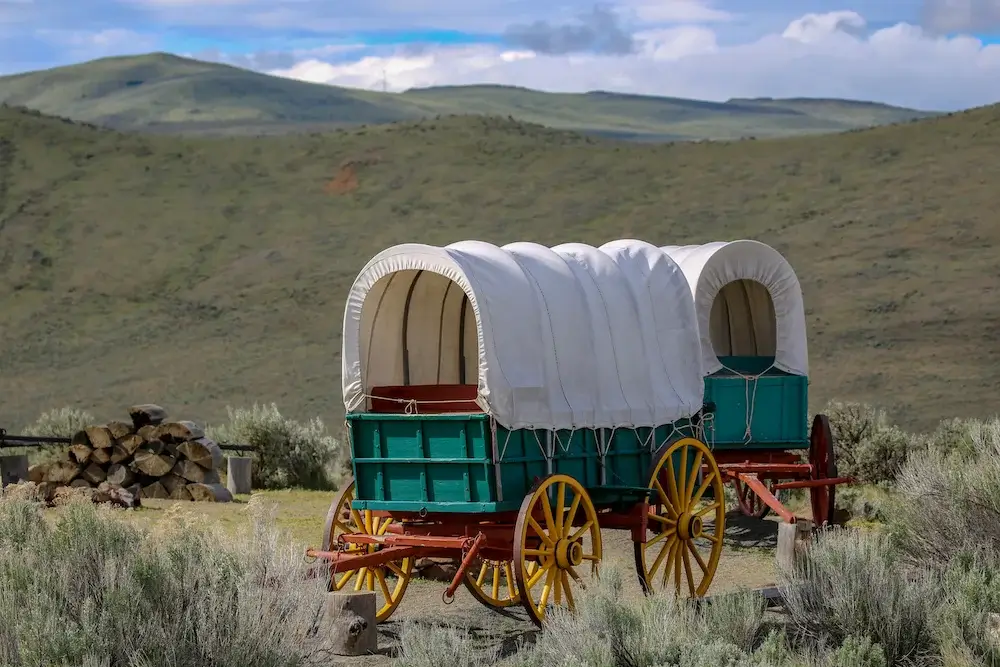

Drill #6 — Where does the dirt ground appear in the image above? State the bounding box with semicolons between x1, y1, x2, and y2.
65;489;790;665
335;512;785;665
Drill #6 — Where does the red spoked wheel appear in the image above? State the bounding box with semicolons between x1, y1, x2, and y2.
732;477;786;519
808;415;838;527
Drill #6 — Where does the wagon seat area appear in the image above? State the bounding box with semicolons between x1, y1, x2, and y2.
360;269;482;415
662;241;810;449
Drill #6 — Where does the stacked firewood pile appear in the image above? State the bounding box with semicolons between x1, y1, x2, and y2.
24;404;232;506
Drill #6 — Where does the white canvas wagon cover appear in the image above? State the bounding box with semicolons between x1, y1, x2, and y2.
661;240;809;377
342;240;704;431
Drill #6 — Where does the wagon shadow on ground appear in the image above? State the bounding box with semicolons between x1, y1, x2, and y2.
720;510;780;550
377;618;541;660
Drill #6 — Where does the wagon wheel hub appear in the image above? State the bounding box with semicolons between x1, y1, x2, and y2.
677;512;704;540
555;538;585;569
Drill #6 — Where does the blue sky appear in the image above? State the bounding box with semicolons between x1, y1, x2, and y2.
1;0;1000;110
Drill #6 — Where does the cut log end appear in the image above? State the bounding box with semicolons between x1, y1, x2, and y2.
128;404;168;429
84;426;114;449
326;591;377;656
186;483;233;503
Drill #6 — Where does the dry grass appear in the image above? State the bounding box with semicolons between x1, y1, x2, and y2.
2;104;1000;434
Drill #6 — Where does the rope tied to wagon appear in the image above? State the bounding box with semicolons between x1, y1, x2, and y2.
717;361;775;445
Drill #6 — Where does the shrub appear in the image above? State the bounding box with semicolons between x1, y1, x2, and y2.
885;422;1000;565
931;554;1000;666
779;527;940;666
21;406;96;438
823;401;911;485
206;403;340;490
0;495;334;667
502;566;789;667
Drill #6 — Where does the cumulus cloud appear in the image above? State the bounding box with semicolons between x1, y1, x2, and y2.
267;12;1000;111
503;4;636;55
922;0;1000;32
781;11;867;43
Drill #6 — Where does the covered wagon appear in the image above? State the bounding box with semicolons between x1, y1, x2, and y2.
661;240;851;525
308;239;729;626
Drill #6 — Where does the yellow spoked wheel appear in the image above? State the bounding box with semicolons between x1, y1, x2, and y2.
321;478;414;622
635;437;725;599
463;558;526;608
514;474;602;627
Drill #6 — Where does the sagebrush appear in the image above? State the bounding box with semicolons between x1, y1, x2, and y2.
0;494;336;667
206;403;341;490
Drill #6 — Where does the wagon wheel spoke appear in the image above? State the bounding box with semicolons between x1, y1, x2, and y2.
515;474;602;627
321;479;413;623
464;558;521;609
636;438;725;599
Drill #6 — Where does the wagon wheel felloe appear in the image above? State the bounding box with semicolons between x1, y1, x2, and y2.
322;478;414;622
463;558;526;608
808;415;838;527
635;437;725;598
514;474;602;627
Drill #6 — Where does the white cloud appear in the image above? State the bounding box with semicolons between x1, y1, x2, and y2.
781;10;867;43
267;12;1000;111
622;0;733;24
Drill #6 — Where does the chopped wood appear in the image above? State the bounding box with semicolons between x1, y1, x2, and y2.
177;438;223;471
186;483;233;503
68;443;93;464
136;425;158;441
46;460;82;484
140;439;165;456
106;420;134;439
117;434;144;456
160;473;187;495
128;404;168;429
173;459;220;485
33;406;216;505
84;426;114;449
70;430;91;450
106;464;135;487
80;463;107;485
161;421;206;443
90;447;112;466
133;450;177;477
28;463;48;484
140;481;169;500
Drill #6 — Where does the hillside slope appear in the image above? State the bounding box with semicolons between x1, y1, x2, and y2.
0;104;997;432
0;53;936;140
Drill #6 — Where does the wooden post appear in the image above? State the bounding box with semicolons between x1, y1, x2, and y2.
0;455;29;489
775;519;812;573
226;456;252;495
326;591;377;656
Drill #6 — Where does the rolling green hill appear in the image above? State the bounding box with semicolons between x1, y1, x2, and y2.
0;103;997;434
0;53;937;141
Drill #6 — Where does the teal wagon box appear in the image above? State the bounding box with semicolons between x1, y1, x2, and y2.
347;413;698;514
702;356;809;449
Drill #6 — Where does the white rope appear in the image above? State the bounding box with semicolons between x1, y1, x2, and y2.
554;429;573;454
498;427;515;461
362;391;483;415
717;361;775;444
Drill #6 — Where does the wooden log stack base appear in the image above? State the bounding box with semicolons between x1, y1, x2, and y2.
16;404;232;506
326;591;377;656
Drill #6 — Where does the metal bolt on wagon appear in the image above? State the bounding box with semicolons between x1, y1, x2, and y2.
305;238;851;627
